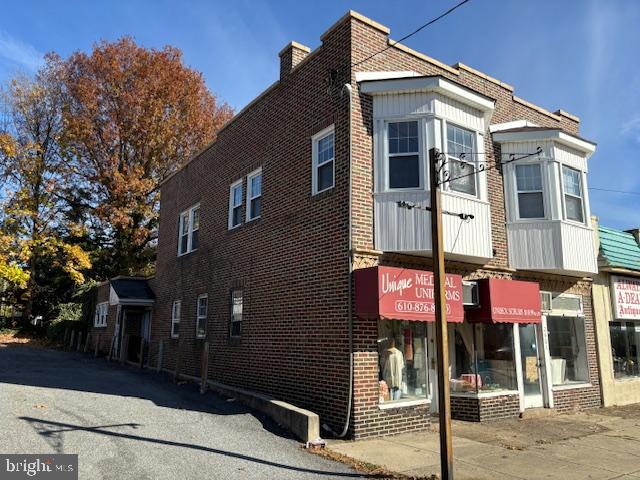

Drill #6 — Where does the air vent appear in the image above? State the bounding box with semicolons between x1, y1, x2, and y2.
463;282;479;306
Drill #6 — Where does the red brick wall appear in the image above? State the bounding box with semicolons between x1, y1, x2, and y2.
150;19;354;430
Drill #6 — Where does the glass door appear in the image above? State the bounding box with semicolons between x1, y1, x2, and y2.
519;323;544;408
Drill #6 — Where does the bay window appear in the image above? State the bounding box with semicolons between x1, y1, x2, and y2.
515;164;545;219
446;123;477;196
562;165;584;223
387;121;420;189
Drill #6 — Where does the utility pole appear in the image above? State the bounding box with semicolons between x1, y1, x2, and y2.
429;147;454;480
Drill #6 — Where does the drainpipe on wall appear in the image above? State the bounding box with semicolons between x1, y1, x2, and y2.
323;83;354;438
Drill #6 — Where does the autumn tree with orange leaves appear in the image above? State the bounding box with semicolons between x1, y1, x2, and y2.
57;37;233;277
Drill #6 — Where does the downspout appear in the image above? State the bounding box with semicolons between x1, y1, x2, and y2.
323;83;354;438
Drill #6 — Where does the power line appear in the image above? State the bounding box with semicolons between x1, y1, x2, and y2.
588;187;640;196
351;0;473;68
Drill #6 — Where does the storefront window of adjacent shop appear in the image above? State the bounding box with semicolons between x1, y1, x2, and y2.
610;321;640;379
449;323;517;393
378;320;428;405
547;315;589;385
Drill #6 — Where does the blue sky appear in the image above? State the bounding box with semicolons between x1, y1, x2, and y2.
1;0;639;229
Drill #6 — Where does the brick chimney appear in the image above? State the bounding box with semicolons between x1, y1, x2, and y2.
279;41;311;80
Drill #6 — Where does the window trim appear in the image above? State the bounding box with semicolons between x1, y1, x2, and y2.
561;164;585;224
94;302;108;327
229;289;243;338
443;121;479;198
311;125;335;195
246;168;263;221
177;204;200;256
171;300;181;339
228;180;243;230
385;119;423;191
195;294;208;339
514;162;546;220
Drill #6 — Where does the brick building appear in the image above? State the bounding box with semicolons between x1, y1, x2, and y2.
89;11;601;439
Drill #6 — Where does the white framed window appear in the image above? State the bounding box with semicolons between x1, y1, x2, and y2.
94;302;108;327
246;168;262;221
228;180;243;229
445;123;477;196
171;300;181;339
230;289;243;337
387;120;420;190
515;164;545;219
312;126;335;195
562;165;584;223
178;204;199;255
195;294;208;339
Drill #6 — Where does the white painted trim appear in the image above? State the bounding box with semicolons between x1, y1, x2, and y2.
378;398;429;410
450;390;520;399
246;167;262;222
513;324;525;412
540;317;554;408
551;382;593;391
493;129;596;155
311;125;335;196
228;179;243;230
355;71;419;82
360;76;496;113
489;120;539;133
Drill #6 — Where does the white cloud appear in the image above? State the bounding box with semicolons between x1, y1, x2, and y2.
0;30;44;71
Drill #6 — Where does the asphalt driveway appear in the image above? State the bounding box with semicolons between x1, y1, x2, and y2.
0;344;362;480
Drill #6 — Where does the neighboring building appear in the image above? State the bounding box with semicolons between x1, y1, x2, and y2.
91;11;601;438
89;277;155;362
593;221;640;406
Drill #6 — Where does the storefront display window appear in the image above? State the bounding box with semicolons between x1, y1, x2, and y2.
449;323;517;393
547;315;589;385
377;320;429;405
610;321;640;379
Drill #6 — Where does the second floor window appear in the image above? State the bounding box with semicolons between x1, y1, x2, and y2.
247;168;262;221
387;121;420;189
562;166;584;223
515;164;545;219
178;205;199;255
446;123;476;196
312;126;335;195
228;181;243;229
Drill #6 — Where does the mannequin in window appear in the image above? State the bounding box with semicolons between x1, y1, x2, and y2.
383;338;404;401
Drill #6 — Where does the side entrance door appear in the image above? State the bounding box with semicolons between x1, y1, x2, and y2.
519;323;544;409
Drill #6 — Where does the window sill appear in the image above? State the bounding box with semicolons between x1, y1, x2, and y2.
93;325;107;328
378;398;429;410
552;382;592;391
311;186;335;198
170;335;179;340
228;224;242;231
451;390;519;398
177;249;197;258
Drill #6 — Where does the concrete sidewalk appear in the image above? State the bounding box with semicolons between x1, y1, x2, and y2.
328;405;640;479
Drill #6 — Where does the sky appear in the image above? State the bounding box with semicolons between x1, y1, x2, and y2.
1;0;638;230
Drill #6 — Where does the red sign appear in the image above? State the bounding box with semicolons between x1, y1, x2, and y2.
354;266;464;322
467;278;541;324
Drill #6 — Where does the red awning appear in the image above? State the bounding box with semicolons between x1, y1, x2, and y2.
467;278;541;324
354;266;464;322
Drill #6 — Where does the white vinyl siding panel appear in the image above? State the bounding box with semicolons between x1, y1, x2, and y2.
374;191;492;262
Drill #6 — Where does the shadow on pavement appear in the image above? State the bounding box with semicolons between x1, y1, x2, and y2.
20;416;373;478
